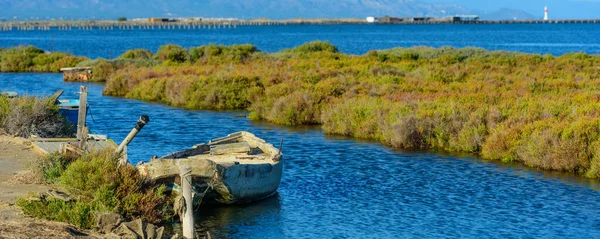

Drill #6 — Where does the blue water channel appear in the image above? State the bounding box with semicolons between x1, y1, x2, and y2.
1;24;600;58
2;73;600;238
2;23;600;238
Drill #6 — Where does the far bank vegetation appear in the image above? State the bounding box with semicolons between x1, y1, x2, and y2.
0;46;86;72
6;42;600;178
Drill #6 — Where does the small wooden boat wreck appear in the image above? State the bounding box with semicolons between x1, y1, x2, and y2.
1;91;18;98
48;89;82;126
137;131;283;205
57;98;80;125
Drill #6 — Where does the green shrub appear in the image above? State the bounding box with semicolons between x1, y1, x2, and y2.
0;46;86;72
156;44;188;63
36;153;76;183
289;41;338;53
17;197;98;229
91;59;116;82
21;149;174;228
189;44;259;62
60;150;173;224
267;91;319;125
119;49;154;60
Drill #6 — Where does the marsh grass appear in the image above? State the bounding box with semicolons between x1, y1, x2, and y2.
98;41;600;177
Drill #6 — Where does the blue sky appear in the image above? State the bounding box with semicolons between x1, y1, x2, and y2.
1;0;597;20
432;0;599;19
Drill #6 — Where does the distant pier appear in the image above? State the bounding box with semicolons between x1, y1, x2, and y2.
0;18;599;32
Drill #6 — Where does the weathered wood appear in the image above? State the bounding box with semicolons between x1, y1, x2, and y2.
50;89;64;103
30;138;78;142
32;138;116;155
59;143;84;156
209;142;250;155
76;86;88;141
61;67;92;81
78;126;88;149
180;167;194;239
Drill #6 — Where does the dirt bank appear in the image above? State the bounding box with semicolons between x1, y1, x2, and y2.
0;135;98;239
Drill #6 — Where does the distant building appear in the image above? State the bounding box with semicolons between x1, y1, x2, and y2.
366;16;376;23
544;6;549;20
148;18;169;23
379;16;403;23
60;67;93;82
453;15;480;21
409;17;430;22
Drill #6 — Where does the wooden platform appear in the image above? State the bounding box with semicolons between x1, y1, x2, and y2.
31;135;117;154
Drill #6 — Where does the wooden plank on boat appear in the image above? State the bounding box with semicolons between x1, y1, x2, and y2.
210;142;250;155
30;138;78;142
50;90;64;103
208;132;244;145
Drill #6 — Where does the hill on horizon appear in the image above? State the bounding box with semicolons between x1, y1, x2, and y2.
0;0;535;20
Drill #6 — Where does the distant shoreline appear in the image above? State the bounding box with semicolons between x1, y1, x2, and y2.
1;17;600;31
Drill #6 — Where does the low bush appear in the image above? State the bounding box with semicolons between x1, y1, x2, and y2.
35;153;76;184
118;49;154;60
0;96;74;138
19;150;174;229
156;44;187;63
189;44;259;62
0;46;87;72
90;59;116;82
17;197;98;229
287;41;339;53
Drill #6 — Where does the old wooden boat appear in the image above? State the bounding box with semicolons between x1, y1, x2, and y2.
57;98;80;125
137;131;283;205
1;91;18;98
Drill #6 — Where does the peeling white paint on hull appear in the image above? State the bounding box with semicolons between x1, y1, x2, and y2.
137;131;282;204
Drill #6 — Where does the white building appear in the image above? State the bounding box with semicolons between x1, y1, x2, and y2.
366;17;376;23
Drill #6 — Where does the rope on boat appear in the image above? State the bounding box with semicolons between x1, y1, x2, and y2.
175;168;222;218
194;169;221;210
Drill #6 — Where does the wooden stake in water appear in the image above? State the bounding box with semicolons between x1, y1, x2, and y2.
180;167;194;239
77;86;88;142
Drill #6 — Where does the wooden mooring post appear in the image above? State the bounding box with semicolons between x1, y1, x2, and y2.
180;166;194;239
77;86;88;147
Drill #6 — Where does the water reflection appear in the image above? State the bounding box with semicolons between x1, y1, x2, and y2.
193;194;282;239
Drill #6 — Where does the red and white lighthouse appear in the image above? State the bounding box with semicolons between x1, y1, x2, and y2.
544;6;549;20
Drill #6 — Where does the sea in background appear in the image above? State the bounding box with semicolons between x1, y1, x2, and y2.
2;24;600;238
1;24;600;58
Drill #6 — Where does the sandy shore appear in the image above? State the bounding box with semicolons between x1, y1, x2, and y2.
0;135;99;239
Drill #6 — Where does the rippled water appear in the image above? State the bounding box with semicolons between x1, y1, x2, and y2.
2;73;600;238
1;24;600;58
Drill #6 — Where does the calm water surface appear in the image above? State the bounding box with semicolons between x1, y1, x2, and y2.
1;24;600;58
2;73;600;238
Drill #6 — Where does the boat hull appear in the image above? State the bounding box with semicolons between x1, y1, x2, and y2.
139;157;282;204
137;131;283;205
